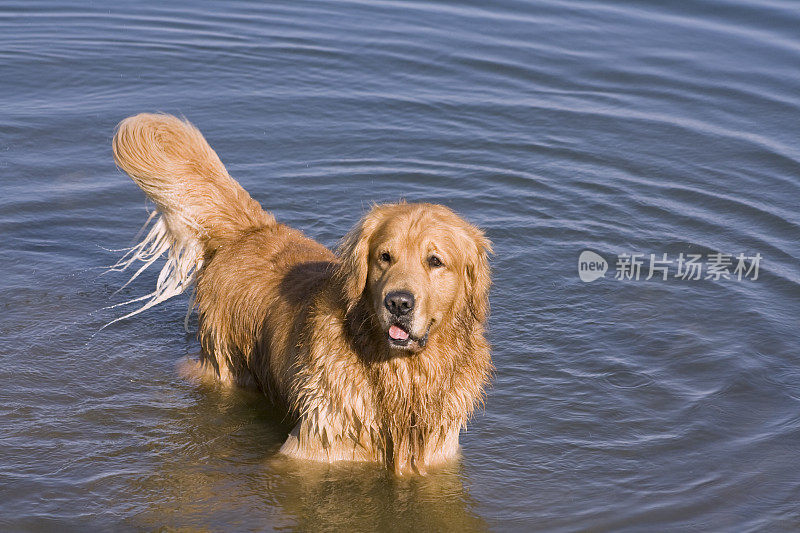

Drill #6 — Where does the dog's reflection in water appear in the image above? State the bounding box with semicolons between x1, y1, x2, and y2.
128;377;487;531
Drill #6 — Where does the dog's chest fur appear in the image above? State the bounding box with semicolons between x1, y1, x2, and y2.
282;296;488;472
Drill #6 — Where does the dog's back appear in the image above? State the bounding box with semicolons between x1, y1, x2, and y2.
113;113;333;389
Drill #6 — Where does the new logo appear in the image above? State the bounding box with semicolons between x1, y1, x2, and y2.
578;250;608;282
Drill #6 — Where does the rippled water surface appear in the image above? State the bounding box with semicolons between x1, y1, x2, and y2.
2;0;800;530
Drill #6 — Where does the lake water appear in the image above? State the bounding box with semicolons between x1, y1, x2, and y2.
2;0;799;530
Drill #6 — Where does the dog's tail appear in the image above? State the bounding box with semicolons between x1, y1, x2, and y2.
106;113;274;324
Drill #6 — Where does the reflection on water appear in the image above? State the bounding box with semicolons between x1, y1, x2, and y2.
129;381;486;531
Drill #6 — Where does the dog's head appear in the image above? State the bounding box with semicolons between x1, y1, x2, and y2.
336;202;491;353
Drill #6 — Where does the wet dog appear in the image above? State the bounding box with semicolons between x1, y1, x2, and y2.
111;114;492;473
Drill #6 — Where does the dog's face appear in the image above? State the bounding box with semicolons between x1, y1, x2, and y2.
337;203;491;353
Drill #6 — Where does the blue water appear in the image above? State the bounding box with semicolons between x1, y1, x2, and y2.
1;0;799;530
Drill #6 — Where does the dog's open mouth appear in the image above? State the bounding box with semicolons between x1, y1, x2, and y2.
388;323;411;346
387;321;431;350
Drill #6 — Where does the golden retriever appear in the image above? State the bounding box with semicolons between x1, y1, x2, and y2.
111;114;492;474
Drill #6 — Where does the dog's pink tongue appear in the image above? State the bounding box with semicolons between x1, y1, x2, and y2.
389;325;410;341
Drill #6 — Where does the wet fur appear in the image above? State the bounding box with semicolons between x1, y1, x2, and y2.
112;114;492;474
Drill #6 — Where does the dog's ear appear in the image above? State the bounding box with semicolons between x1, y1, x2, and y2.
336;209;381;311
464;225;493;323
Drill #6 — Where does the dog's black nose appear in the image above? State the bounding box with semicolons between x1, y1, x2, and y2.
384;291;415;316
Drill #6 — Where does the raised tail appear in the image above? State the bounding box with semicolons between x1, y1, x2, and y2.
107;113;274;324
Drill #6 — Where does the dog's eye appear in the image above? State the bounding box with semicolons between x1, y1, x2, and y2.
380;252;392;263
428;255;444;268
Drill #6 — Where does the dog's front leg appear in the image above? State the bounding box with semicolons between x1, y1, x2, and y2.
279;413;377;464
